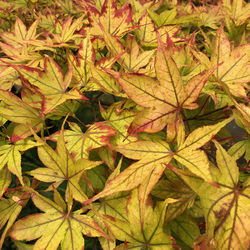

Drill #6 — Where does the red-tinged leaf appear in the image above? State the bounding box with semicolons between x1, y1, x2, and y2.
84;140;173;204
0;139;42;185
102;30;155;72
182;68;215;109
53;15;84;44
156;34;185;107
50;121;116;160
0;191;30;248
90;63;124;95
136;13;180;47
100;101;137;145
9;190;111;250
0;89;43;141
16;56;88;114
68;37;95;87
87;0;132;36
128;105;177;134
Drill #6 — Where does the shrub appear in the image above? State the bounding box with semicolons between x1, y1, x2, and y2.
0;0;249;249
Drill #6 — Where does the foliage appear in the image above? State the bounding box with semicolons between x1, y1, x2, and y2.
0;0;249;249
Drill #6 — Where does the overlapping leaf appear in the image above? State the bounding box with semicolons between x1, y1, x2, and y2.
29;131;102;202
50;121;116;160
0;89;43;141
86;0;132;37
0;139;41;185
109;35;214;136
16;56;87;115
84;118;231;204
172;141;250;249
0;191;29;249
101;188;173;249
9;190;111;250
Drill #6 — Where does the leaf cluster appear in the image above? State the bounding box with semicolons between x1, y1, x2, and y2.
0;0;249;249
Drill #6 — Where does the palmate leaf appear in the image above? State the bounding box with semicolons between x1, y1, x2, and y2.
9;190;111;250
84;118;232;205
86;0;132;37
101;188;173;249
101;29;155;73
172;141;250;249
0;139;42;185
100;101;137;146
16;56;88;115
49;121;116;160
195;26;250;98
109;35;214;135
29;131;102;202
68;35;95;87
53;15;84;45
0;89;43;141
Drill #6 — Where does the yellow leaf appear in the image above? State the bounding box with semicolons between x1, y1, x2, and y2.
9;190;110;250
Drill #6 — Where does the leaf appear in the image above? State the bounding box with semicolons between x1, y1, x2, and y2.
152;168;197;222
30;131;102;202
109;35;213;135
210;26;249;97
90;63;124;95
0;139;41;185
0;191;29;249
84;140;173;204
87;0;132;36
174;117;233;182
165;212;200;248
102;30;155;73
68;35;95;87
0;167;11;198
100;101;137;145
101;188;173;249
53;15;84;44
16;56;88;115
173;141;250;249
9;190;111;250
50;121;116;160
0;89;43;141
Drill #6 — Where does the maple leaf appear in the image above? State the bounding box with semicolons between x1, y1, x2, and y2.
171;140;250;249
84;117;232;204
29;131;102;202
0;191;29;249
101;188;173;249
16;55;88;115
0;89;43;141
101;30;155;72
152;168;197;223
89;63;124;96
194;26;250;99
9;189;111;250
108;36;214;136
49;121;116;160
100;101;137;146
68;35;95;87
86;0;132;37
0;138;41;185
53;15;84;45
135;13;180;47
